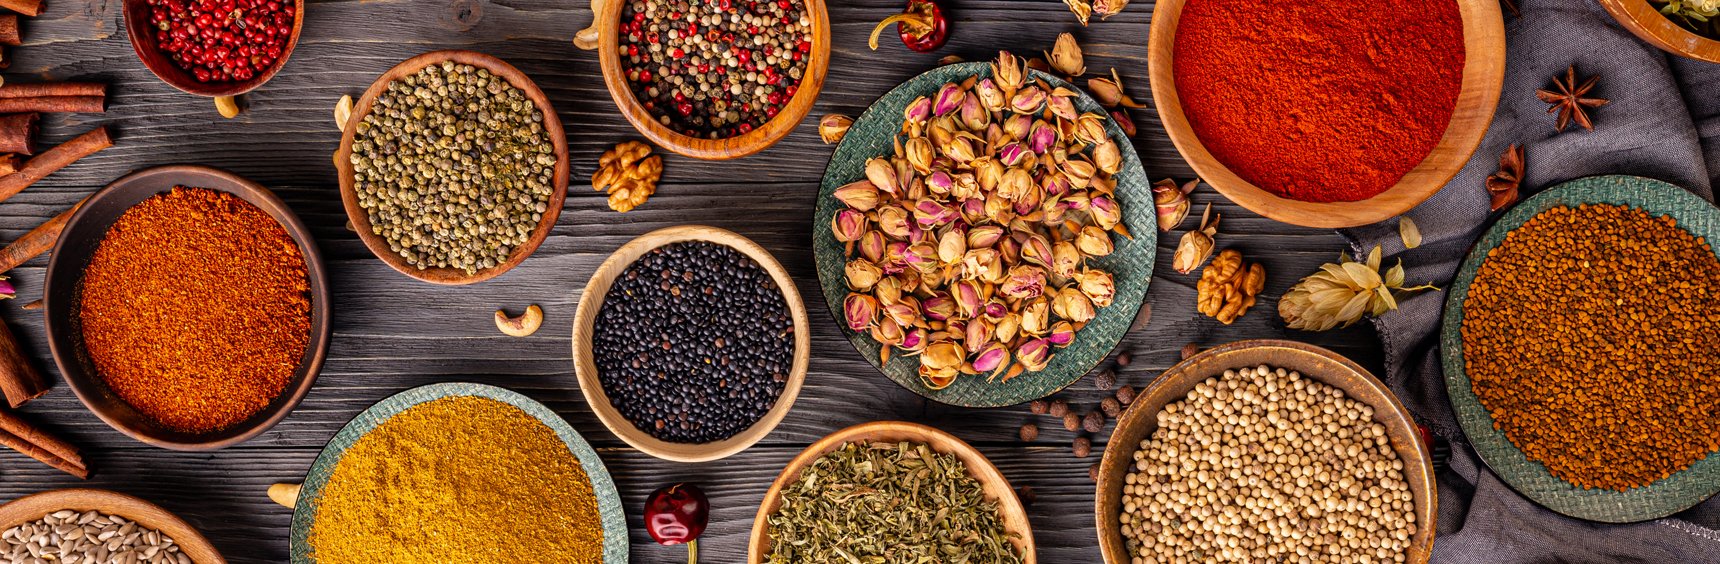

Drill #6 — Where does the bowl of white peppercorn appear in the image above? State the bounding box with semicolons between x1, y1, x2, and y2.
1095;340;1435;564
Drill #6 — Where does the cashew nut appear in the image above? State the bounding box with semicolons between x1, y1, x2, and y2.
334;95;353;132
215;95;240;118
268;482;301;509
495;304;543;337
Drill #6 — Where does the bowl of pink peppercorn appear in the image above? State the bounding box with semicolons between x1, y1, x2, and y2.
122;0;304;98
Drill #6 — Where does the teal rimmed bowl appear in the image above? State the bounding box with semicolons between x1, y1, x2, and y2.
1440;175;1720;523
287;382;628;561
813;62;1156;408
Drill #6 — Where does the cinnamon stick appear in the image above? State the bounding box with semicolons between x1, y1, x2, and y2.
0;427;86;478
0;409;79;467
0;15;18;46
0;0;41;17
0;320;44;407
0;197;79;272
0;82;106;99
0;96;102;113
0;112;37;155
0;126;109;204
0;153;21;175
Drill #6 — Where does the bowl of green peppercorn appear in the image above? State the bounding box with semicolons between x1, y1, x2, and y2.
336;50;569;285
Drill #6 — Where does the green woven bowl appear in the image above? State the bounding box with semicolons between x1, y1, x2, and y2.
813;62;1156;408
288;382;628;562
1440;175;1720;523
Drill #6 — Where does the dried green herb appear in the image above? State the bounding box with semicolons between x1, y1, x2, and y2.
766;441;1023;564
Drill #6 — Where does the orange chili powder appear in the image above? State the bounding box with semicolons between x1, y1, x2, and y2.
1173;0;1466;203
80;186;311;434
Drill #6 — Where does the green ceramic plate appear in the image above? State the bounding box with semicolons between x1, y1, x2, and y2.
1440;175;1720;523
814;62;1156;408
288;382;628;562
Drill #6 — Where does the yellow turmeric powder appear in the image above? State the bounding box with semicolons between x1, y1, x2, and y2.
308;396;603;563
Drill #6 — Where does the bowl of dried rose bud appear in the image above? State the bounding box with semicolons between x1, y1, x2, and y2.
812;56;1155;408
574;0;831;160
1095;340;1436;564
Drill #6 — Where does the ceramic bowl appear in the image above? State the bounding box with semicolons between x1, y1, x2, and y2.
121;0;304;97
43;164;331;451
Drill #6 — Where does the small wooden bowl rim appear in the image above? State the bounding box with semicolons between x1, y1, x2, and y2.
42;164;332;451
1093;340;1436;563
0;489;227;564
1598;0;1720;64
571;225;811;463
594;0;831;160
1147;0;1506;228
746;421;1037;563
335;50;570;285
120;0;306;97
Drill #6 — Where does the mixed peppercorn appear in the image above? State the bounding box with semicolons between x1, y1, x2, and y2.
618;0;812;138
147;0;295;83
593;241;795;443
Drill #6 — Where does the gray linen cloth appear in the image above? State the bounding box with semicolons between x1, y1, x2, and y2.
1337;0;1720;561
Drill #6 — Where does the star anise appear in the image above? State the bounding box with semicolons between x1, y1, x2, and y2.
1486;144;1524;211
1536;65;1609;132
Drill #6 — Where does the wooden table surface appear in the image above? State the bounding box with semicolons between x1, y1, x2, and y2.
0;1;1386;561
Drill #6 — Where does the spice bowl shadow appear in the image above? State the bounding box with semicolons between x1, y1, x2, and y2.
42;164;332;451
335;50;570;285
570;225;810;463
1146;0;1506;228
121;0;305;97
1094;340;1436;564
573;0;831;160
746;421;1038;563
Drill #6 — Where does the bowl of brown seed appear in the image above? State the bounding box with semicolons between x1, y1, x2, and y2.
0;488;226;564
1095;340;1435;564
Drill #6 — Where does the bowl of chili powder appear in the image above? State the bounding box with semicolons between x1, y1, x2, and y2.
43;164;331;450
1148;0;1506;228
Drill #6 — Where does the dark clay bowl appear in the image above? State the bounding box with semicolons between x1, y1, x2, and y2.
43;164;331;451
121;0;305;97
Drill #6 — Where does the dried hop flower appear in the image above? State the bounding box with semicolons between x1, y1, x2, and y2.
1047;32;1085;77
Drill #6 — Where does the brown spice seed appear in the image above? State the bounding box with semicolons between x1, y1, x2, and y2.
1019;423;1039;442
1116;385;1137;405
1094;369;1117;391
1048;399;1070;417
1083;411;1104;433
1029;399;1049;415
1062;413;1081;432
1088;463;1100;481
1073;436;1092;458
1100;397;1122;418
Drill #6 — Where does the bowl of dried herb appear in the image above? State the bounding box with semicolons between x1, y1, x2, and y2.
748;421;1034;563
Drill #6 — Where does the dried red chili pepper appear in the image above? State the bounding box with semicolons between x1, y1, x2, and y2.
868;0;948;53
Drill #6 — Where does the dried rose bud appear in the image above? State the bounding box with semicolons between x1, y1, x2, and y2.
904;137;935;174
870;316;905;346
1048;32;1086;77
1116;385;1137;405
922;294;955;321
921;341;964;372
819;114;853;144
1152;178;1195;231
1110;110;1137;137
858;231;886;262
992;50;1026;92
834;180;881;211
1172;204;1220;274
1089;195;1122;231
1075;226;1114;258
1049;398;1071;417
903;95;932;126
933;83;965;117
865;157;900;195
899;327;928;353
1062;412;1081;431
1003;113;1032;140
1046;321;1075;346
993;313;1021;343
1029;399;1049;414
1100;397;1122;418
1001;265;1047;300
1018;338;1053;372
959;93;991;131
1021;299;1052;335
843;293;878;331
1027;120;1057;153
1009;86;1048;114
1063;159;1097;190
1083;411;1104;433
1047;89;1080;121
1019;423;1040;442
832;209;867;242
971;343;1011;376
1092;139;1122;175
845;260;882;291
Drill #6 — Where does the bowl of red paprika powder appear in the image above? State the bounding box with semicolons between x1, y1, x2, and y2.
43;164;331;451
1148;0;1506;228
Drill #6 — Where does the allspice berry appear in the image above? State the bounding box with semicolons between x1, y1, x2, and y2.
1048;399;1070;417
1094;369;1117;391
1181;342;1200;360
1062;412;1081;432
1019;423;1040;442
1101;397;1122;418
1083;411;1105;433
1116;385;1137;405
1116;352;1133;367
1017;485;1038;506
1089;462;1101;481
1074;436;1092;457
1029;399;1049;415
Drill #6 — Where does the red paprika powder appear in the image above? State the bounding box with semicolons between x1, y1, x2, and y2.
1172;0;1466;203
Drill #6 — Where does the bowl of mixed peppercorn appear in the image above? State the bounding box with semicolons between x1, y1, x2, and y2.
575;0;831;159
122;0;304;97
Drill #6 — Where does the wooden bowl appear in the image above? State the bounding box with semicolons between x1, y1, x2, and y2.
746;421;1037;563
1095;340;1436;563
571;225;810;462
43;164;332;451
334;50;570;285
575;0;831;160
0;489;225;563
121;0;305;97
1147;0;1506;228
1600;0;1720;63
